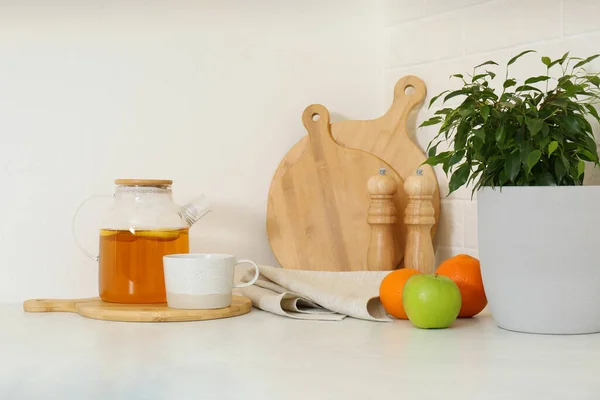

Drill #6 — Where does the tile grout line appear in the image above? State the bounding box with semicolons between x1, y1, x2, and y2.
385;27;600;71
463;197;470;250
385;0;493;29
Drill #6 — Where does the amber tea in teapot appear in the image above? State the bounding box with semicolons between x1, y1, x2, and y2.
99;228;189;303
74;179;210;304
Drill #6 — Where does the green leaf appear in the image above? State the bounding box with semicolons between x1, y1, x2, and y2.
445;150;465;174
473;128;486;143
589;75;600;87
526;118;544;135
515;85;542;93
557;75;573;85
555;157;566;181
549;96;568;112
450;74;464;79
515;114;525;125
579;149;598;162
504;151;521;182
515;126;525;144
458;105;476;118
508;50;536;66
503;78;517;89
533;93;544;106
428;90;450;108
448;164;470;195
537;172;556;186
584;104;600;121
578;160;586;178
419;117;443;127
474;60;499;69
472;73;488;81
498;169;510;185
566;83;583;97
524;75;551;85
548;141;559;156
434;108;454;116
520;140;533;160
454;120;470;149
549;52;569;68
444;89;472;103
481;105;491;122
574;54;600;69
526;150;542;172
562;155;570;173
486;70;496;79
541;56;551;66
423;151;451;166
552;128;564;146
562;115;580;134
472;136;484;151
428;143;439;157
495;125;506;146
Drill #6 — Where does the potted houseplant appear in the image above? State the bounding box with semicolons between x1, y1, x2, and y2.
422;50;600;334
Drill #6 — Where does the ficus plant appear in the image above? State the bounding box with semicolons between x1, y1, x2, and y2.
421;50;600;195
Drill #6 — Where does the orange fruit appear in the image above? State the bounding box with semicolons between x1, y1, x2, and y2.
379;268;421;319
436;254;487;318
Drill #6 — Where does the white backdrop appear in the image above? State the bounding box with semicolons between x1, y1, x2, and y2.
0;0;384;302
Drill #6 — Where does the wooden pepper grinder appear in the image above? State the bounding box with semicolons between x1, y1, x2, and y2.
403;168;436;273
367;168;401;271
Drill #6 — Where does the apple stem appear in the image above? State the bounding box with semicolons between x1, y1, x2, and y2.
434;273;438;278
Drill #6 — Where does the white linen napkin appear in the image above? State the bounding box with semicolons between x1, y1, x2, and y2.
235;265;391;322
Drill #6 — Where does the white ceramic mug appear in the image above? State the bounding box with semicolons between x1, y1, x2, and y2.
163;253;260;309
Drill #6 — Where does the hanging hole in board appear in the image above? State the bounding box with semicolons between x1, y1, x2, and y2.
312;113;320;121
404;85;415;95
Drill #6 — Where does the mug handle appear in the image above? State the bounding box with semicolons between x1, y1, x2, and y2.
233;259;260;288
72;194;113;262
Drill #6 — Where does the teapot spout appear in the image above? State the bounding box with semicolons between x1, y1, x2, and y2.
179;195;212;227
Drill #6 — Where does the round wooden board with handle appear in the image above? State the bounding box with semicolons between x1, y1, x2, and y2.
267;104;407;271
271;76;440;236
23;295;252;322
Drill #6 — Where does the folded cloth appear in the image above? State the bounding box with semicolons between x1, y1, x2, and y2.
234;265;392;322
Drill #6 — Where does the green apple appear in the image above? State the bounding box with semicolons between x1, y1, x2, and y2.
402;274;462;329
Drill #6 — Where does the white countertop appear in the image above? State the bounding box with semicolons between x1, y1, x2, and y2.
1;306;598;400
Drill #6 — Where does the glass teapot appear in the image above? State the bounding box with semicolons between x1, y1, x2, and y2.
73;179;211;304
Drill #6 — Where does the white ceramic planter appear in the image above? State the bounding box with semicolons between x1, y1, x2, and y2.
478;186;600;334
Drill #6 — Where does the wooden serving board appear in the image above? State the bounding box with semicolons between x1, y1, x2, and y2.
272;76;440;236
23;295;252;322
267;104;406;271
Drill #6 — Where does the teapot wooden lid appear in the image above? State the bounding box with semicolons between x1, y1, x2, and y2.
114;179;173;187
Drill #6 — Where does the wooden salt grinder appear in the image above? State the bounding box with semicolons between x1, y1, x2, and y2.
367;168;401;271
404;169;436;273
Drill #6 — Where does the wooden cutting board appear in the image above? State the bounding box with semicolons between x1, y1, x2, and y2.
23;295;252;322
271;76;440;236
267;104;406;271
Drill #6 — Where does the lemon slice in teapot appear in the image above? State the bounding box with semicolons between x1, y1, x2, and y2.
134;229;181;240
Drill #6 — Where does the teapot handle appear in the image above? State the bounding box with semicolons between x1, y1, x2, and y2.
72;195;113;262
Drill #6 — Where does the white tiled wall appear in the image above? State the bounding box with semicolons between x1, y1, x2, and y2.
384;0;600;264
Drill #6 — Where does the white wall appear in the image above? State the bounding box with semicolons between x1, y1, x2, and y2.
0;1;384;302
384;0;600;264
